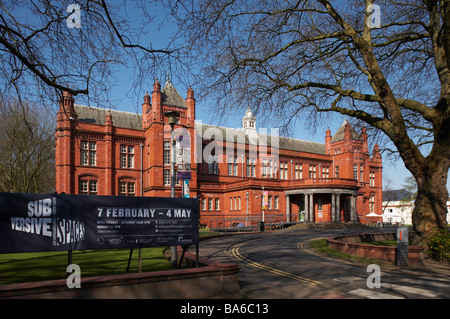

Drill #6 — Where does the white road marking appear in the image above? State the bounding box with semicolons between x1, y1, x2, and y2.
348;288;405;299
382;283;440;298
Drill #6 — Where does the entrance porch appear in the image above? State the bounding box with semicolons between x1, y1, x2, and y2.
285;189;358;223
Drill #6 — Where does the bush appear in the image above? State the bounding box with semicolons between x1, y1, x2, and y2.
426;230;450;263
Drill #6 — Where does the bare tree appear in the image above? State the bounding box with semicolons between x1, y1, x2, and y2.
0;99;55;193
0;0;182;107
173;0;449;244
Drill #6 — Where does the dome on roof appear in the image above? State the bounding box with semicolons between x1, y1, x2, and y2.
242;107;256;121
242;106;256;131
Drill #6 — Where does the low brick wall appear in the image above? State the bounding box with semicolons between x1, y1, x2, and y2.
326;233;424;266
0;249;240;299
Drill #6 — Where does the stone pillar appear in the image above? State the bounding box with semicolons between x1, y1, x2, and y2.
309;193;314;222
331;193;336;222
336;194;341;222
350;195;357;222
304;194;309;222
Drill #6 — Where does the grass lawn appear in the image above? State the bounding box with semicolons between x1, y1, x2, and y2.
0;229;222;285
199;228;222;237
364;240;397;247
0;247;171;285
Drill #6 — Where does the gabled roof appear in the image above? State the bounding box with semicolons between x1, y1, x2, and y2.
74;105;326;155
75;105;142;130
161;79;187;108
331;120;362;143
198;123;325;155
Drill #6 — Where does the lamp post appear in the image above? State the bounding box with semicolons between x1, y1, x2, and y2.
163;110;180;268
261;185;266;232
262;186;265;223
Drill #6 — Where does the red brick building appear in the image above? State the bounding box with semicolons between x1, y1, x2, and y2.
55;78;383;227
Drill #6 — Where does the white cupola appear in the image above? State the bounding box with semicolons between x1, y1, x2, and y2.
242;106;256;133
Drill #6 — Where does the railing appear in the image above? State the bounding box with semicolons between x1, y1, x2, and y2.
198;177;359;192
285;178;358;188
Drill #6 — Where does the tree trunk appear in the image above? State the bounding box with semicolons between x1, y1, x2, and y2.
411;161;449;246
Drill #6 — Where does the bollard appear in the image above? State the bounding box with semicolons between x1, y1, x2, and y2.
396;227;409;267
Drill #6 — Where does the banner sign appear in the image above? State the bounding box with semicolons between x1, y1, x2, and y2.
0;193;199;254
262;191;268;210
175;130;192;180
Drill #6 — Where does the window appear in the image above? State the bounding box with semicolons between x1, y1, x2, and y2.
208;198;213;210
335;166;339;178
164;141;171;165
246;158;255;177
262;159;267;177
81;141;96;166
274;196;279;210
280;162;288;180
309;165;316;179
370;196;375;214
230;197;233;210
215;198;220;210
295;163;302;179
238;196;241;210
208;161;218;174
201;198;206;210
353;165;358;180
318;198;323;211
370;172;375;186
164;169;179;185
79;179;97;195
163;170;170;185
268;196;272;209
268;160;274;178
322;166;329;179
120;145;134;168
119;181;135;196
79;180;88;194
228;156;238;176
208;155;219;175
360;166;364;182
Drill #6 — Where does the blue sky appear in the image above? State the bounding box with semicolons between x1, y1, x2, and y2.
13;2;445;192
75;3;447;193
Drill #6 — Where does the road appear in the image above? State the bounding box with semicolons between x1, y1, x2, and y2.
195;227;450;299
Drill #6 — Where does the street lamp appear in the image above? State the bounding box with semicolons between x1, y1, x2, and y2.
164;110;180;198
163;110;180;267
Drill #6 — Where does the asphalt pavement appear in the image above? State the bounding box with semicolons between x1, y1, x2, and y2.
194;226;450;299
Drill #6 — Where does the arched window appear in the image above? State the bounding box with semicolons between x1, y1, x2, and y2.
79;175;98;195
118;177;136;196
